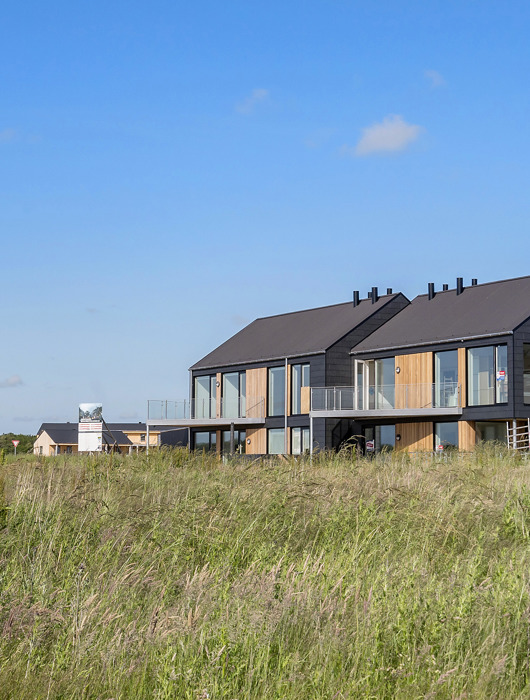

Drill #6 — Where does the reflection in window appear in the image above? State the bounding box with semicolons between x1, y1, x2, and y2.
222;430;246;454
222;372;246;418
194;431;217;452
372;358;395;409
476;421;506;444
468;345;507;406
525;344;530;404
434;422;459;450
291;364;310;414
375;425;395;452
268;428;285;454
291;427;310;455
268;367;285;416
434;350;459;407
195;375;216;418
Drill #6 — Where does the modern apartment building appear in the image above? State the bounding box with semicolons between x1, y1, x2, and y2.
145;274;530;454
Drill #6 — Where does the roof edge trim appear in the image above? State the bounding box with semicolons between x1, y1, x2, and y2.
350;330;513;355
190;349;326;372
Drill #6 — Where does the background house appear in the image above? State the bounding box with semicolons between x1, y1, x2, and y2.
33;423;188;456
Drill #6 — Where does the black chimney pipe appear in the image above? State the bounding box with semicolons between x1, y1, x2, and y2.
371;286;378;304
353;290;360;307
428;282;435;300
442;284;449;291
456;277;464;295
386;287;393;295
471;278;478;286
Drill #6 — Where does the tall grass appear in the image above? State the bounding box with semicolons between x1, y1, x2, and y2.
0;446;530;698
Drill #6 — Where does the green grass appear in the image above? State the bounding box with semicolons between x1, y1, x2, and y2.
1;446;530;698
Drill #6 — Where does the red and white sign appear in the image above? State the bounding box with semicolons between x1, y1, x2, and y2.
12;440;19;447
366;440;375;452
79;422;103;433
436;444;444;452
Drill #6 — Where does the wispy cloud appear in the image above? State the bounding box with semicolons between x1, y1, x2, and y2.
424;69;446;88
343;115;424;157
14;415;34;422
236;88;269;115
0;128;16;143
0;375;23;388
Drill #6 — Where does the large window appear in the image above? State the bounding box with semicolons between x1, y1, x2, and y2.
291;364;310;414
375;425;395;452
468;345;508;406
434;422;458;451
476;422;506;444
194;375;216;418
374;358;395;409
222;371;246;418
434;350;459;407
524;344;530;404
194;431;217;452
222;430;246;454
291;427;310;455
268;428;285;454
268;367;285;416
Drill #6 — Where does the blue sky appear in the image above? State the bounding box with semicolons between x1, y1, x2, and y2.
2;0;530;433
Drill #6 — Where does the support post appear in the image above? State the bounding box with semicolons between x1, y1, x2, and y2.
146;424;150;455
284;357;288;454
230;422;235;456
310;413;314;460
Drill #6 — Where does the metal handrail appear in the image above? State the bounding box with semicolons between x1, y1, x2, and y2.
311;382;462;412
148;397;265;421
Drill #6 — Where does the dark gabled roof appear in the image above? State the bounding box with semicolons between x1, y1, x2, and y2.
37;423;132;446
191;293;404;370
352;275;530;354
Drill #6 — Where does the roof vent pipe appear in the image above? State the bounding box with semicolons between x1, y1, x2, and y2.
387;288;393;295
456;277;464;295
371;286;378;304
428;282;435;300
442;284;449;291
471;278;478;286
353;290;360;307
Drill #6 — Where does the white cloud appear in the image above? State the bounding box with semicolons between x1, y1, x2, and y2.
424;69;446;88
348;115;424;157
0;128;16;143
0;375;23;388
236;88;269;115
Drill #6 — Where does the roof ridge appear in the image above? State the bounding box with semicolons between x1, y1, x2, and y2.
253;293;397;322
414;274;530;299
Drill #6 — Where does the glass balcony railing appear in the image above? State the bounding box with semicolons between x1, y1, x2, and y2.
148;397;264;421
311;383;461;413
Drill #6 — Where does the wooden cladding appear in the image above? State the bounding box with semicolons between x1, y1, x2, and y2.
396;422;432;452
395;352;433;409
246;368;267;418
246;427;266;455
458;421;475;451
300;386;311;414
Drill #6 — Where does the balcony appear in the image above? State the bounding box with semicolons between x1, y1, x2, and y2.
310;383;462;419
147;397;265;426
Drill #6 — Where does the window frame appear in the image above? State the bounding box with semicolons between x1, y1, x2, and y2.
291;363;310;415
466;344;508;407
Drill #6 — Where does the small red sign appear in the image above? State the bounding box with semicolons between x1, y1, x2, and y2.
12;440;19;447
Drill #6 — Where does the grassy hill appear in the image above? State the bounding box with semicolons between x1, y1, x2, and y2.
0;447;529;698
